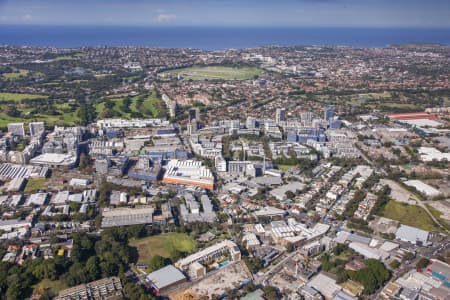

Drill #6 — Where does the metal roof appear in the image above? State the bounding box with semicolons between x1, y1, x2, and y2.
145;265;186;290
396;224;429;243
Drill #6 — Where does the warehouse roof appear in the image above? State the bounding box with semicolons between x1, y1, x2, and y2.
307;273;341;299
146;265;186;290
396;224;429;244
404;180;441;197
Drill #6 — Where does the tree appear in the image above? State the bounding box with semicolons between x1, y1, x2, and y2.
71;233;95;263
402;251;415;262
65;262;89;286
79;153;93;174
4;105;21;117
86;256;101;281
336;267;349;283
148;255;171;272
416;258;430;269
348;259;390;295
285;191;295;200
389;260;400;269
30;259;57;280
286;242;295;253
263;285;279;300
243;257;263;274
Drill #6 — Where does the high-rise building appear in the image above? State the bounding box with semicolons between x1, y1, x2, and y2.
188;108;200;123
246;117;257;129
7;123;25;137
29;122;45;136
187;119;198;135
301;111;313;126
324;106;335;121
275;108;286;124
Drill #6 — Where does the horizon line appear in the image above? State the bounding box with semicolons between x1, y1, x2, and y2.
1;24;450;30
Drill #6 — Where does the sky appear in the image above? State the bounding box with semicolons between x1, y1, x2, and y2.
0;0;449;28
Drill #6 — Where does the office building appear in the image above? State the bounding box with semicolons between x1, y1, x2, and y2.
246;116;258;130
7;123;25;137
275;108;286;124
163;159;214;190
29;122;45;136
188;107;200;122
324;107;335;121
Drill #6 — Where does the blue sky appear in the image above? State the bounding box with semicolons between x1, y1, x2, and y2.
0;0;449;27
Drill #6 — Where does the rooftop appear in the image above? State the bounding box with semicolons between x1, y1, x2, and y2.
146;265;186;290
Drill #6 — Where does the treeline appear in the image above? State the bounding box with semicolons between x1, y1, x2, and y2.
320;245;390;295
76;103;97;125
347;259;391;294
371;185;391;216
342;189;366;219
0;227;154;299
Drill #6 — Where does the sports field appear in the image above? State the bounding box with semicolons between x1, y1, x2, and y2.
129;233;197;263
162;65;263;80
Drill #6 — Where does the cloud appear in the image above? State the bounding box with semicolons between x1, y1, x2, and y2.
154;13;176;23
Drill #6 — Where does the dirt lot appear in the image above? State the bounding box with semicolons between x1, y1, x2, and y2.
369;216;399;234
173;261;252;299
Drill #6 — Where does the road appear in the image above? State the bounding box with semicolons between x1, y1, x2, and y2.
253;250;298;286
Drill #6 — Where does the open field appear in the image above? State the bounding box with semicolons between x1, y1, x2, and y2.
96;92;166;119
2;69;29;80
426;204;450;232
51;53;83;61
0;92;165;130
0;92;48;102
277;165;293;172
24;178;47;194
0;112;78;129
380;200;440;232
161;66;263;80
0;102;78;129
130;233;197;263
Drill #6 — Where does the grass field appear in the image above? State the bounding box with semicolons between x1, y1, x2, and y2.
51;53;83;61
96;92;166;119
130;233;197;263
380;200;440;231
278;165;293;172
24;178;47;194
2;69;29;80
0;101;78;129
426;204;450;232
162;66;264;80
0;92;48;102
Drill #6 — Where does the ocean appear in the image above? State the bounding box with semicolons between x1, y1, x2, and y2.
0;26;449;49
